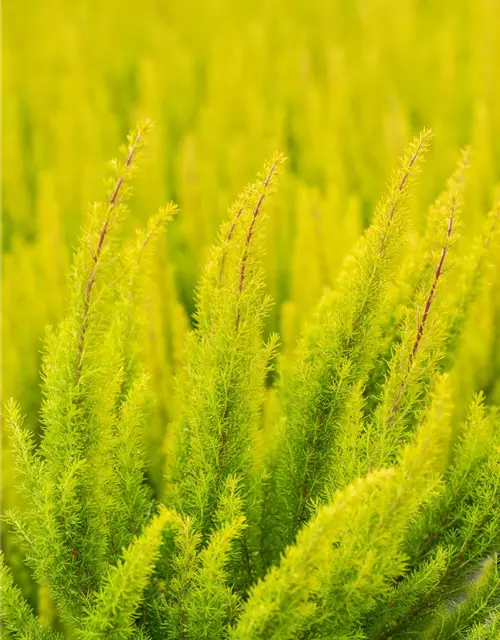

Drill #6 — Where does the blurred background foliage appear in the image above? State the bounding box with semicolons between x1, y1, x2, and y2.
2;0;500;616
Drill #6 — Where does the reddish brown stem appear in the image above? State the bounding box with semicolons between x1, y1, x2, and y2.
218;196;248;282
390;197;456;421
387;138;425;224
235;162;277;330
348;139;428;345
411;206;454;363
74;129;144;383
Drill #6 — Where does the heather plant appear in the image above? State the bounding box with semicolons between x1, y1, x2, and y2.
4;0;500;455
1;123;499;639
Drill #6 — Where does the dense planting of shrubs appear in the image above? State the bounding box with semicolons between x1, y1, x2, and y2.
1;121;499;638
2;1;500;638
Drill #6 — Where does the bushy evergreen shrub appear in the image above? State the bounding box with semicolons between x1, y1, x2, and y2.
1;122;499;639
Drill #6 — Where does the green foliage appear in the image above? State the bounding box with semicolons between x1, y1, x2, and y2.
232;377;453;640
422;555;499;640
0;552;61;640
268;130;432;555
79;507;177;640
165;156;284;565
2;124;179;632
2;101;500;640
